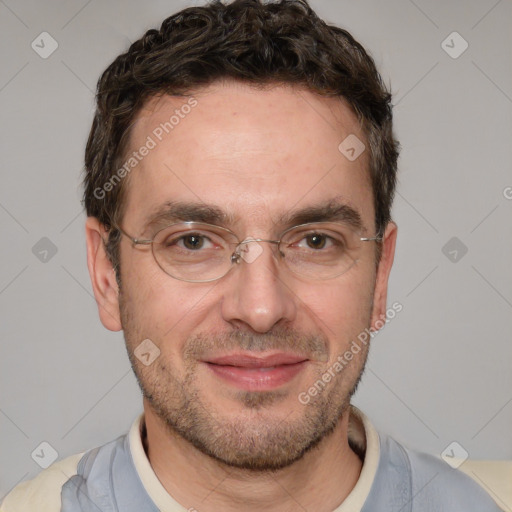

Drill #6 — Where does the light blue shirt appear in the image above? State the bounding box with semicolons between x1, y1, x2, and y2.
60;426;502;511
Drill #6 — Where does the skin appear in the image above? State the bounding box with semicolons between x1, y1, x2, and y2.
86;80;397;512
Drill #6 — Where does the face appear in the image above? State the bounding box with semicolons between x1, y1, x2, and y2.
88;80;396;471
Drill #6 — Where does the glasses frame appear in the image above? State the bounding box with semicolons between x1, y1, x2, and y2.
114;221;383;283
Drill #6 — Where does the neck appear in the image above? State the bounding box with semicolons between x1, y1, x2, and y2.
143;401;363;512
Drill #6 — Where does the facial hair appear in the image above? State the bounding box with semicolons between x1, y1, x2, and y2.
120;291;371;472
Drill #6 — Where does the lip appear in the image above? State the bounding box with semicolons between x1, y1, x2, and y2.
203;352;309;391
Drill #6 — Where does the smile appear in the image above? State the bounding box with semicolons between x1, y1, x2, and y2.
203;353;309;391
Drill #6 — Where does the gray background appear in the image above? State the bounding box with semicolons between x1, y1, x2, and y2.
1;0;511;500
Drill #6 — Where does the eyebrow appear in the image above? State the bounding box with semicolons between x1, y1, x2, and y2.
278;198;364;232
142;202;234;235
141;197;365;235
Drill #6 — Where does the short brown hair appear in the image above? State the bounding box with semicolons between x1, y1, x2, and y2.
83;0;400;277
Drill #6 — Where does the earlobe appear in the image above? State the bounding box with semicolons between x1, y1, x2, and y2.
85;217;122;332
370;221;398;332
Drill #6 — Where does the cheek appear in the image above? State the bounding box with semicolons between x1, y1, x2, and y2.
301;271;375;343
120;256;215;350
120;247;176;319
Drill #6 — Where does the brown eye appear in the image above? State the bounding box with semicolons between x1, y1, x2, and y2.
305;234;327;249
182;234;205;250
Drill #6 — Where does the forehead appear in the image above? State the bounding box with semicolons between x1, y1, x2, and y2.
122;80;373;232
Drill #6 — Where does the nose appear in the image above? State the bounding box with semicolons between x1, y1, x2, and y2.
220;240;297;333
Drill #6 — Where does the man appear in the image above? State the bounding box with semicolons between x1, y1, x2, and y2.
2;0;504;510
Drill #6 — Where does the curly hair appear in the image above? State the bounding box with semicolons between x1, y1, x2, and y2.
83;0;400;278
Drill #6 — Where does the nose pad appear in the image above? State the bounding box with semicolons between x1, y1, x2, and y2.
232;238;281;268
235;238;265;264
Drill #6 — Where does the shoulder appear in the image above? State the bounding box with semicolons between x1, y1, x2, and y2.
1;452;85;512
374;434;505;511
1;431;145;512
1;433;128;512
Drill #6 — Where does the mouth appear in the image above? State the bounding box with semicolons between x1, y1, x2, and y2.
202;352;309;391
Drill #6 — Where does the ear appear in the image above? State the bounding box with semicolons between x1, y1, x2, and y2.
85;217;122;331
370;221;398;331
